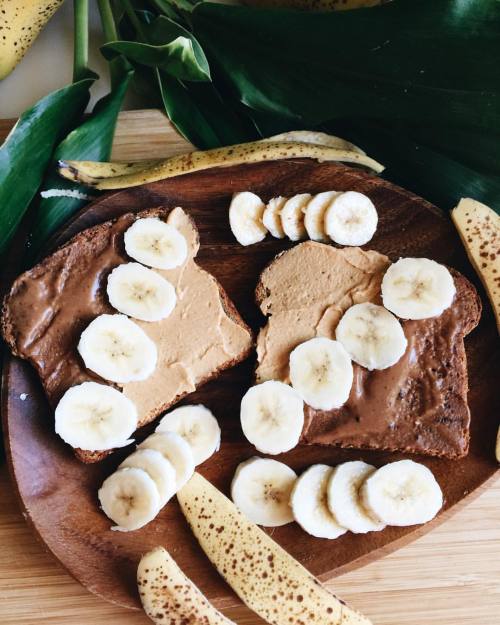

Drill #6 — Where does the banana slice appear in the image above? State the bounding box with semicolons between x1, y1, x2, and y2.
290;464;347;539
120;449;176;507
156;404;221;465
304;191;339;241
107;263;177;322
381;257;456;320
280;193;311;241
138;546;235;625
229;191;267;246
98;467;161;531
124;217;188;270
325;191;378;246
54;381;138;451
231;457;296;527
139;431;195;490
327;461;386;534
78;314;157;384
289;337;353;410
262;196;287;239
336;302;407;371
361;460;443;526
240;380;304;455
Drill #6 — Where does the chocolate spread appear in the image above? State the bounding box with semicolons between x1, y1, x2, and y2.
255;242;481;458
302;295;469;457
4;207;253;427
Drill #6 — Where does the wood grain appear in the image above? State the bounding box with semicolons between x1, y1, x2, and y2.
1;109;499;625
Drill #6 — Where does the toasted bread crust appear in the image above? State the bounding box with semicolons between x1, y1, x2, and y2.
255;245;481;459
2;207;253;464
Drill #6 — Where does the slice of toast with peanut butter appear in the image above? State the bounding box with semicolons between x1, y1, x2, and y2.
255;242;481;459
2;207;253;463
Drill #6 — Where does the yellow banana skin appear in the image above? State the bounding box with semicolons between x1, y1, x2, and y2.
0;0;65;80
57;133;366;182
263;130;366;154
59;140;384;190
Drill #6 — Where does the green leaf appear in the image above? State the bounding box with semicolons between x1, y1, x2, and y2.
151;0;196;17
192;0;500;129
400;124;500;177
26;72;133;263
156;69;258;149
324;119;500;214
0;78;94;256
101;15;210;81
188;0;500;212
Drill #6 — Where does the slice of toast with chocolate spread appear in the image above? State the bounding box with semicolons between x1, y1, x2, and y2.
2;207;253;463
255;242;481;459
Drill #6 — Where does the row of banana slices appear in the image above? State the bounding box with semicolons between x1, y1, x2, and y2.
229;189;378;246
98;405;222;531
55;217;189;452
231;457;443;536
240;257;456;455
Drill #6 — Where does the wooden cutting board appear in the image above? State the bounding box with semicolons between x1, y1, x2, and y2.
0;112;498;625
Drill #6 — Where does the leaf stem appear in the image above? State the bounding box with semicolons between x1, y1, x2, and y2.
73;0;89;82
120;0;148;42
97;0;119;43
97;0;123;89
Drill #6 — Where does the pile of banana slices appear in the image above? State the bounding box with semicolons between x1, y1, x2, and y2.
55;217;188;453
229;189;378;246
231;457;443;537
240;257;456;455
99;404;222;531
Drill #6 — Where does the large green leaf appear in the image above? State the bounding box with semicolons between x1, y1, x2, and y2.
192;0;500;129
156;69;257;149
324;119;500;213
26;72;133;263
400;124;500;177
187;0;500;213
0;78;94;256
102;15;210;81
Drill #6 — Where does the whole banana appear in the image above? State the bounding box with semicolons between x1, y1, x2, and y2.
0;0;64;80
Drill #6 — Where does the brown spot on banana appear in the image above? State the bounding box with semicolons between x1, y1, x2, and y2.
177;472;372;625
58;140;384;190
0;0;65;80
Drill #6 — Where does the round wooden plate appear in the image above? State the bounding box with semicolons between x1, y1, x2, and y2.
3;160;499;611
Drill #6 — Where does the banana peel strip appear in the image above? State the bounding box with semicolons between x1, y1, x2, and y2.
263;130;366;154
58;140;384;190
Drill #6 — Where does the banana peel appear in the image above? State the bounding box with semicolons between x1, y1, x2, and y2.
59;140;384;190
177;472;372;625
0;0;65;80
137;546;235;625
451;198;500;334
263;130;366;154
60;159;162;180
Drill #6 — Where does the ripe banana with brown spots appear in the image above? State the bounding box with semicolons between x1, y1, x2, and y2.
58;140;384;189
0;0;64;80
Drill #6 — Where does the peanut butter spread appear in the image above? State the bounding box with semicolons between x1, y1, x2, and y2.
123;208;252;422
256;243;390;383
255;241;481;459
4;207;253;428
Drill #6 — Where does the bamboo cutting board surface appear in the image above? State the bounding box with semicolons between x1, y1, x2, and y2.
0;109;499;625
